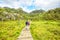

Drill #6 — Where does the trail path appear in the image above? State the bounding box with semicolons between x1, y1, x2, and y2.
17;26;33;40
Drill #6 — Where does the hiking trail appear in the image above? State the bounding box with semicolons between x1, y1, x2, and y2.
17;26;33;40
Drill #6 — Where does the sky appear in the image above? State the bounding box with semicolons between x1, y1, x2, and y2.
0;0;60;12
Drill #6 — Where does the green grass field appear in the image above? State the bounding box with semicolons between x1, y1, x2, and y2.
30;20;60;40
0;20;60;40
0;20;25;40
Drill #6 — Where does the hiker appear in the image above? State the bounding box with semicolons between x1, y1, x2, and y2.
26;20;30;26
25;20;30;30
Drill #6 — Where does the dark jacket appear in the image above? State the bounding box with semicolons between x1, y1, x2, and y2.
26;21;30;25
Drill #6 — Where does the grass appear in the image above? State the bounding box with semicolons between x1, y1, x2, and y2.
30;20;60;40
0;20;25;40
0;20;60;40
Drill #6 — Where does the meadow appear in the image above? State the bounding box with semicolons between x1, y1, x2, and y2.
0;20;60;40
0;20;25;40
0;6;60;40
30;20;60;40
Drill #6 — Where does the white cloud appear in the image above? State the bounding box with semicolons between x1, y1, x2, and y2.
34;0;50;6
0;0;60;12
0;3;12;8
19;0;33;6
34;0;60;10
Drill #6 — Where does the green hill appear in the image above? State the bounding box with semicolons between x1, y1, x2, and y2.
0;7;60;21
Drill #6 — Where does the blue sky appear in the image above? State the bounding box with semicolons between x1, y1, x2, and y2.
0;0;60;12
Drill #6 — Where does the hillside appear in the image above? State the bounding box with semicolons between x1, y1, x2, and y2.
0;7;60;21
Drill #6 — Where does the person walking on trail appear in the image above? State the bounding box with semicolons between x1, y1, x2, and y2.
26;20;30;26
25;20;31;30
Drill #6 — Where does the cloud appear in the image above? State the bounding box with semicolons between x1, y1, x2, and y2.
0;0;60;12
33;0;60;10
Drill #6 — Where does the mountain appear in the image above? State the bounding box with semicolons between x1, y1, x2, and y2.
30;9;45;14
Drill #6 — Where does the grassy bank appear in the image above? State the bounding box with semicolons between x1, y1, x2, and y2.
0;20;25;40
30;20;60;40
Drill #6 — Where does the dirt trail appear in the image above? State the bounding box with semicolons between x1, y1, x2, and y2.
17;26;33;40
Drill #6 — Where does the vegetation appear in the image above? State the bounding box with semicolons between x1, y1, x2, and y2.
0;20;25;40
30;20;60;40
0;7;60;21
0;7;60;40
0;7;28;21
42;8;60;20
